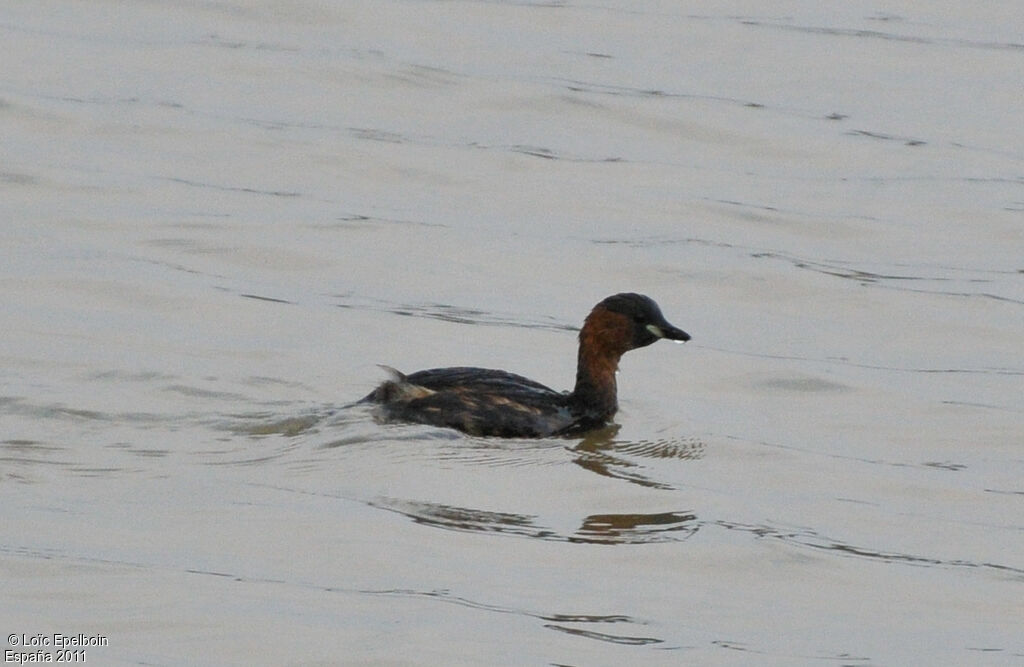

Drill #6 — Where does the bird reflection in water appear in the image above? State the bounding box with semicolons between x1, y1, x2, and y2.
572;425;705;490
369;496;698;545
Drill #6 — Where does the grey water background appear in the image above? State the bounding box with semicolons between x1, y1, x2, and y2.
2;1;1022;665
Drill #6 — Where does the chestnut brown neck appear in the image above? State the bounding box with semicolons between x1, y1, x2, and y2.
570;308;632;419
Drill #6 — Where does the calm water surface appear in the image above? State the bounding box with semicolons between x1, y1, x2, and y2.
2;1;1022;665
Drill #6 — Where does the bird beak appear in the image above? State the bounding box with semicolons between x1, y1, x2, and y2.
646;322;691;342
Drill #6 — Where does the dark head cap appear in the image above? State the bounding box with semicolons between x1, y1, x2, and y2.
596;293;691;349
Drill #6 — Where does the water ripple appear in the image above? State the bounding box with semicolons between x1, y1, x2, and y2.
714;520;1024;579
333;294;577;332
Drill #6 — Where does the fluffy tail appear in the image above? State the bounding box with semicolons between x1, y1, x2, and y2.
357;365;434;404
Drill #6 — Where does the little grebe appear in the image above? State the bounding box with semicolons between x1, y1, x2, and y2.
360;293;690;438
